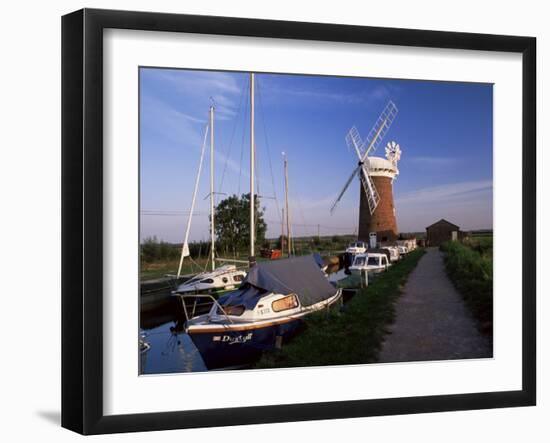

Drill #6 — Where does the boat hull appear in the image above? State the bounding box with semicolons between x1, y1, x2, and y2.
188;319;303;369
350;267;385;275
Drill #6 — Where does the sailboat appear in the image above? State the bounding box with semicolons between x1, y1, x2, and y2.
171;104;246;298
182;73;342;369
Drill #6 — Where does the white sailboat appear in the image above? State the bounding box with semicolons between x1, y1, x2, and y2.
172;104;246;297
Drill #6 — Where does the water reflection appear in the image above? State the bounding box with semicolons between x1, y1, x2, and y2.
140;299;207;374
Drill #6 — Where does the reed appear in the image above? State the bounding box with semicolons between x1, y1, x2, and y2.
440;240;493;336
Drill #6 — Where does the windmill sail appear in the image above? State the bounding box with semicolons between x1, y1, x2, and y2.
362;101;398;156
345;126;364;157
359;164;380;214
330;165;361;214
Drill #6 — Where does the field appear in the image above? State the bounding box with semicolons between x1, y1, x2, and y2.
440;236;493;336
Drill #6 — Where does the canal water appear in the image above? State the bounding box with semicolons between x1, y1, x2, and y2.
140;264;352;375
140;301;208;374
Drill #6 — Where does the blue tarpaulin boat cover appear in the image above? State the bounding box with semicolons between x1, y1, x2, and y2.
219;255;337;309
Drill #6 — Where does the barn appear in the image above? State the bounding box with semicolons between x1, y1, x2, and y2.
426;219;461;247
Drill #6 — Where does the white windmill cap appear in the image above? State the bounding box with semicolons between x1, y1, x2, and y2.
367;156;399;178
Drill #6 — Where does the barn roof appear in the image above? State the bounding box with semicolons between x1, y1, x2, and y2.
426;219;460;230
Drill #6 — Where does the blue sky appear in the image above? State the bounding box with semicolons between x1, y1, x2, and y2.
140;68;493;243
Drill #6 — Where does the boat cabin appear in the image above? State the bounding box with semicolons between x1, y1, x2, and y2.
382;246;400;262
349;252;390;275
346;241;368;254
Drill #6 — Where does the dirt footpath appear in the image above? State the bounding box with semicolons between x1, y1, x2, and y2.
378;248;492;363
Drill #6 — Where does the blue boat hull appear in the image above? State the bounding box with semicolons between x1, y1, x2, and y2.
188;319;303;369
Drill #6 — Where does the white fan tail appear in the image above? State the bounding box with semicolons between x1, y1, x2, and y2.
385;140;402;164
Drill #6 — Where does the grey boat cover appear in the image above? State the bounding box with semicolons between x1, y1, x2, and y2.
218;255;337;309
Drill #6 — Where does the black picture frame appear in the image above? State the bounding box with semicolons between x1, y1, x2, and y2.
62;8;536;435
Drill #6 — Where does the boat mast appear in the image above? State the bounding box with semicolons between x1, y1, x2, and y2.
209;104;216;271
283;152;291;257
249;73;255;267
281;208;285;253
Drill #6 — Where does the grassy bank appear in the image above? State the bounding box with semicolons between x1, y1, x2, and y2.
254;249;426;369
140;259;210;280
440;240;493;336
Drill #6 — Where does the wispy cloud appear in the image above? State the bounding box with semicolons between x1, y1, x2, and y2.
284;86;389;104
394;180;493;232
157;69;241;95
152;70;243;121
260;78;393;107
407;156;458;166
141;94;204;147
396;180;492;205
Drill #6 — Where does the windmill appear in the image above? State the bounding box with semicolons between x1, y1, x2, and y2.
331;101;402;243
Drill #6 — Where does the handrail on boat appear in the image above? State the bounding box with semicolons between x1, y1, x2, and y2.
214;257;249;264
176;293;235;328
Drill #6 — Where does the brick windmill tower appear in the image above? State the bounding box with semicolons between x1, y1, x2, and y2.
331;101;401;243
